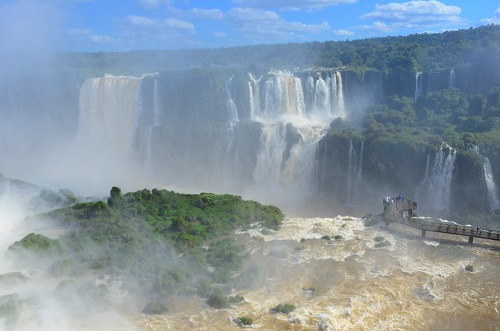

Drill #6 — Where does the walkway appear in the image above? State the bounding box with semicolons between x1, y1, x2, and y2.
382;199;500;243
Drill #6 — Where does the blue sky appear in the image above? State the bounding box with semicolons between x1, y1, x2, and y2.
1;0;500;52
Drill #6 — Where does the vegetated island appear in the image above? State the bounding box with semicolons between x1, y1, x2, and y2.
3;186;284;320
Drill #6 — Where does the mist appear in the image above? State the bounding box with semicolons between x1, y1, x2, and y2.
0;0;499;328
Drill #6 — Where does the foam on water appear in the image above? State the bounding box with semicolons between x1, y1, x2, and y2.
137;215;500;330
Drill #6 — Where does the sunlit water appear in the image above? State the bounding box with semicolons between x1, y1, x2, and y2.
135;216;500;331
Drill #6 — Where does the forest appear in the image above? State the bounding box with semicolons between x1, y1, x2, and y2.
4;184;284;317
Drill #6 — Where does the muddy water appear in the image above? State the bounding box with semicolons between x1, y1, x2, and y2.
136;216;500;330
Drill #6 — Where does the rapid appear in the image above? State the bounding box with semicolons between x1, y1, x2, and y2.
136;216;500;330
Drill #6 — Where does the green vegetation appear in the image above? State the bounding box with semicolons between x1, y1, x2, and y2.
228;295;245;304
7;187;284;310
236;316;254;326
207;289;229;309
271;303;296;315
7;233;63;257
465;264;474;272
0;294;22;328
58;25;500;78
142;301;168;315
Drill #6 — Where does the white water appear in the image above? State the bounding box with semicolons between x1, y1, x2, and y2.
448;68;455;89
248;73;261;119
334;71;345;118
248;71;334;206
416;143;456;212
414;72;423;102
261;71;305;120
225;76;239;153
346;140;364;206
145;74;160;169
77;75;144;160
483;157;500;211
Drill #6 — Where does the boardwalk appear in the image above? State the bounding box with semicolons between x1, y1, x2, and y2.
382;198;500;243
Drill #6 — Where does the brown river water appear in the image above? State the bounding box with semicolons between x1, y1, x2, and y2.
134;216;500;331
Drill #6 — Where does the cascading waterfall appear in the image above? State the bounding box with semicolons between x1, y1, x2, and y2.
357;140;364;184
448;68;455;89
305;75;315;112
77;74;145;161
249;70;330;204
262;71;305;119
248;73;261;119
414;72;423;102
483;157;500;211
145;74;160;169
347;139;357;205
334;71;346;118
225;76;239;153
416;143;456;212
346;139;364;205
314;73;330;116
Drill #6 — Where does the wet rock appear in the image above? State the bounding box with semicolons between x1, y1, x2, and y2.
142;301;168;315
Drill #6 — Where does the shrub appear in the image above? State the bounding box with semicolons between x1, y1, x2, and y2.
207;290;229;309
465;264;474;272
237;316;253;326
228;294;244;303
374;236;385;242
271;303;296;314
142;301;168;315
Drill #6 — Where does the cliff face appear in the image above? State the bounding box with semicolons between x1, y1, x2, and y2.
1;62;499;215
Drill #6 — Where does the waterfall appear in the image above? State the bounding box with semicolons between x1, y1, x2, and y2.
448;68;455;89
357;140;364;184
346;139;364;205
77;74;145;161
414;72;423;102
248;73;261;119
145;74;160;168
333;71;346;118
261;71;304;120
416;143;456;212
347;139;357;205
225;75;239;148
483;157;500;211
253;124;287;189
248;70;331;205
305;75;315;112
314;73;330;116
423;153;430;180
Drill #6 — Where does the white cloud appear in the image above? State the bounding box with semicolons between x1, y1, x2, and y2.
65;28;117;45
332;29;354;36
137;0;171;9
126;15;195;32
361;1;464;29
227;7;330;43
232;0;357;11
189;8;224;20
228;7;329;35
479;6;500;25
359;21;392;33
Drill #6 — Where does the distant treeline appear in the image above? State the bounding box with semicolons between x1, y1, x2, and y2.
56;24;500;77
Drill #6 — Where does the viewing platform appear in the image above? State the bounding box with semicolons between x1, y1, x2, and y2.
382;198;500;243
